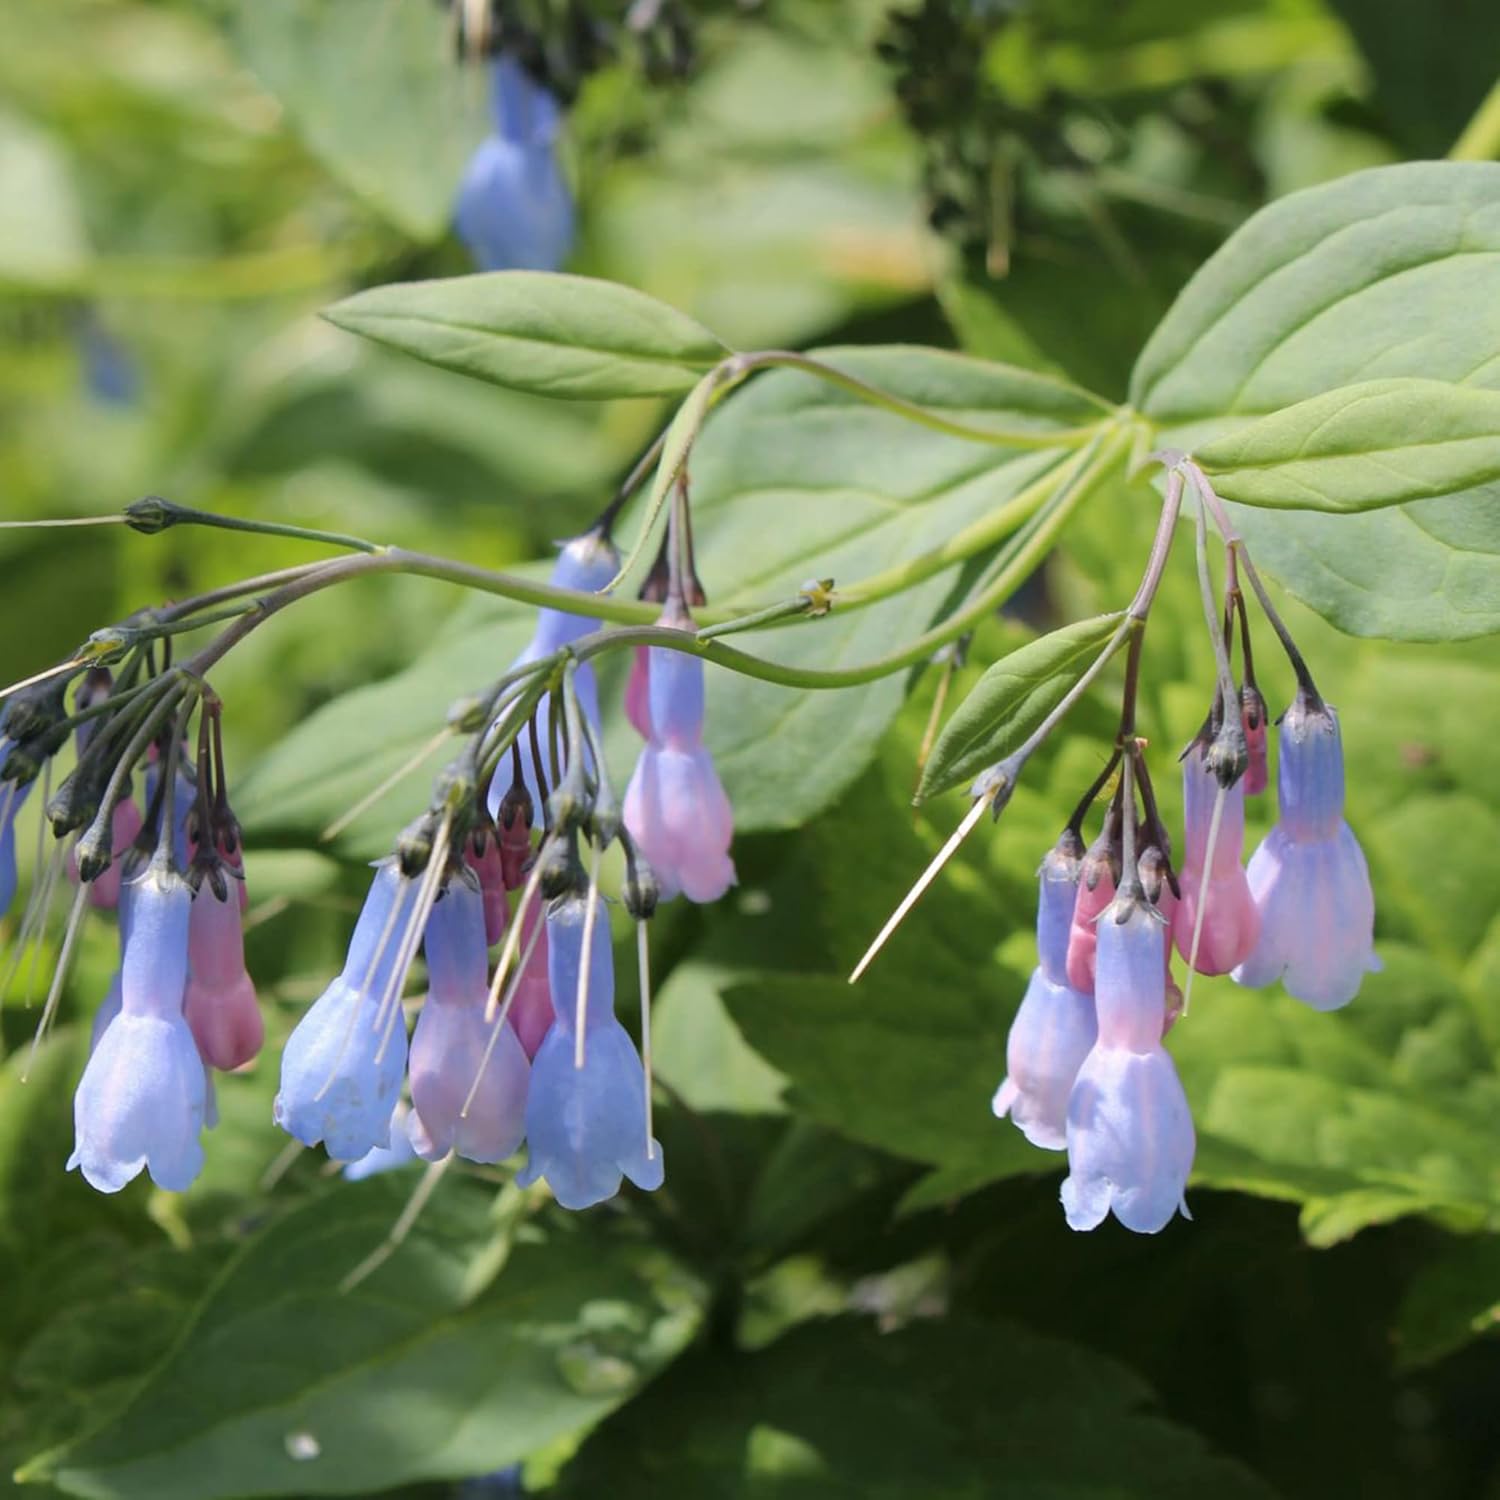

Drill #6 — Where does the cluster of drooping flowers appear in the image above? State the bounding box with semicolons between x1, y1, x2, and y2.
275;514;736;1210
0;464;738;1213
853;459;1379;1236
991;464;1378;1232
0;668;263;1195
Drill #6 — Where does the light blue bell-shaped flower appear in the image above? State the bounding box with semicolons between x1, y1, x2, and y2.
622;603;737;904
407;876;529;1164
1233;693;1379;1010
1060;893;1193;1234
993;833;1097;1151
274;861;420;1161
516;896;663;1209
68;862;205;1193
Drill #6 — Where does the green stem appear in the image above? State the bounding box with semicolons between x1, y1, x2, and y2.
724;350;1108;451
1451;75;1500;161
168;426;1129;696
147;502;382;555
835;442;1089;609
571;428;1130;689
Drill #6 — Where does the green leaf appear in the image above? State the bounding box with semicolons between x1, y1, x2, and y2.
1130;162;1500;423
226;0;488;240
916;613;1123;800
23;1183;701;1499
1394;1234;1500;1369
725;973;1047;1190
323;272;730;400
1222;492;1500;641
1133;161;1500;640
556;1315;1278;1498
1194;379;1500;513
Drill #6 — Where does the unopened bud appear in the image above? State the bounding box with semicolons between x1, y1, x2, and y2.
446;694;487;734
47;764;103;836
123;495;183;535
623;858;659;921
970;754;1021;822
396;814;437;878
1240;683;1269;796
536;834;583;899
1137;845;1170;906
498;777;534;833
3;678;68;743
75;808;114;883
1203;711;1249;789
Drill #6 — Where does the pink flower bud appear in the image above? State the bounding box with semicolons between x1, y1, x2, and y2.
625;646;652;740
1171;748;1259;975
464;833;510;945
184;881;263;1072
1064;844;1116;995
508;898;553;1059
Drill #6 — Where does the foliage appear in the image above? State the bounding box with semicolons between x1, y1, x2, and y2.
4;2;1500;1499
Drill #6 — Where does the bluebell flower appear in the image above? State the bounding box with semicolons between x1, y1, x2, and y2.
517;896;663;1210
488;530;619;821
456;55;574;272
407;876;529;1164
993;833;1097;1151
184;877;263;1072
1061;892;1194;1234
275;861;420;1161
1233;692;1379;1009
623;602;736;904
68;863;206;1193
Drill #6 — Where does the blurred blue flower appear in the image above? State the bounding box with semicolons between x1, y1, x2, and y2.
456;55;574;272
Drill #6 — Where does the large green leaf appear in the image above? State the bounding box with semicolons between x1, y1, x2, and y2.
916;613;1123;800
556;1315;1277;1498
1132;161;1500;640
1130;163;1500;422
22;1181;700;1499
323;272;730;400
1195;379;1500;513
226;0;488;240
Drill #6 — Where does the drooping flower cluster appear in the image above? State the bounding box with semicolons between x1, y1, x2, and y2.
51;692;264;1195
980;466;1378;1233
274;520;731;1208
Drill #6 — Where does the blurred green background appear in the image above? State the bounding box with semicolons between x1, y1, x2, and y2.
3;1;1500;1496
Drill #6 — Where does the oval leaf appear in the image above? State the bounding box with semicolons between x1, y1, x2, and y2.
1131;161;1500;423
22;1184;699;1500
1196;379;1500;512
916;614;1123;801
323;272;730;400
1132;161;1500;638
